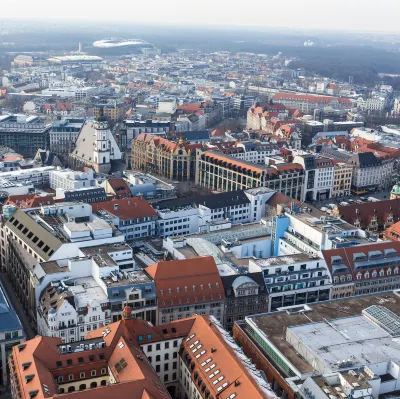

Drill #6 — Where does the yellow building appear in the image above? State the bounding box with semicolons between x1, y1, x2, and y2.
332;162;353;197
131;133;197;181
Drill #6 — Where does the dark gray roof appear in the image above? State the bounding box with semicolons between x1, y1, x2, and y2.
183;130;209;142
221;272;266;296
156;190;250;211
349;152;381;168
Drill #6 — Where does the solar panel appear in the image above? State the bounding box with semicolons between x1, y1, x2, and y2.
363;305;400;337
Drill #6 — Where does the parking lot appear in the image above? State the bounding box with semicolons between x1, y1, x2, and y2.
307;189;392;213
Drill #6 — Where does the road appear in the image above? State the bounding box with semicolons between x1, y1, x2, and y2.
0;272;35;340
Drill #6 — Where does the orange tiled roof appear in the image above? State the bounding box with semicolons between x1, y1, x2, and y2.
92;197;157;220
182;315;277;398
146;257;225;308
273;93;351;103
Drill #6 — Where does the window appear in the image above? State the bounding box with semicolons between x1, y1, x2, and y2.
164;374;169;382
156;355;161;362
156;365;160;373
147;344;152;352
173;352;178;359
173;361;177;370
91;370;96;377
165;342;169;349
164;363;169;371
156;344;161;350
101;368;107;375
68;374;74;381
80;372;85;379
173;340;178;347
165;353;169;360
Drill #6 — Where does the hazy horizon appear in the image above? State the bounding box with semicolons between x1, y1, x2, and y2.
2;0;399;34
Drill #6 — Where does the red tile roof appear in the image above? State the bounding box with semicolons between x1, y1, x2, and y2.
6;194;55;208
104;178;132;198
323;241;400;282
385;221;400;242
146;257;225;309
92;197;157;220
273;93;351;104
336;199;400;231
182;315;277;398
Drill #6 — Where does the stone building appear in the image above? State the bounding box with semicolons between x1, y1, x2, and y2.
131;133;199;181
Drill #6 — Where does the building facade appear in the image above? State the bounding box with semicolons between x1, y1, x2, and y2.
146;256;226;325
249;254;331;312
195;150;304;200
332;162;353;197
50;118;85;157
221;273;268;332
0;114;51;158
132;133;198;182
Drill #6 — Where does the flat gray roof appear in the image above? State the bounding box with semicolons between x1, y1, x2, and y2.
288;315;400;372
248;293;400;375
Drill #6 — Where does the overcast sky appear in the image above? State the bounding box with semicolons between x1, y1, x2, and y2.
4;0;399;33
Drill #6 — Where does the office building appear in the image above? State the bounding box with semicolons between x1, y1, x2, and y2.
195;150;304;200
92;197;158;241
249;254;331;312
49;168;96;191
0;114;51;158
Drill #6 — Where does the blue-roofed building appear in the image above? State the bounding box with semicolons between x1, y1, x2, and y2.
0;281;25;386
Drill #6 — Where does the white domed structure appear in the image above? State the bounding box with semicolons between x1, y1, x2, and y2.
92;38;154;55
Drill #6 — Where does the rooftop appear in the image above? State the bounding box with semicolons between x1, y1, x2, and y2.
247;293;400;376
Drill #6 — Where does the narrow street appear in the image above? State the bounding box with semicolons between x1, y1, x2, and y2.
0;272;35;340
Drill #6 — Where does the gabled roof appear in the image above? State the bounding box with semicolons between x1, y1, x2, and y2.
348;152;381;167
183;316;277;398
337;199;400;230
322;241;400;281
146;257;225;308
6;194;55;209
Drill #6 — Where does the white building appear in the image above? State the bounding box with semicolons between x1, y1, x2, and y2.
249;253;331;312
349;152;394;191
157;99;177;115
49;168;96;191
293;154;334;201
37;277;111;343
272;211;366;258
155;189;274;238
69;118;122;174
0;166;56;187
357;96;386;112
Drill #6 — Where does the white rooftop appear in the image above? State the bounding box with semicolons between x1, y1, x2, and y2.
287;313;400;373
